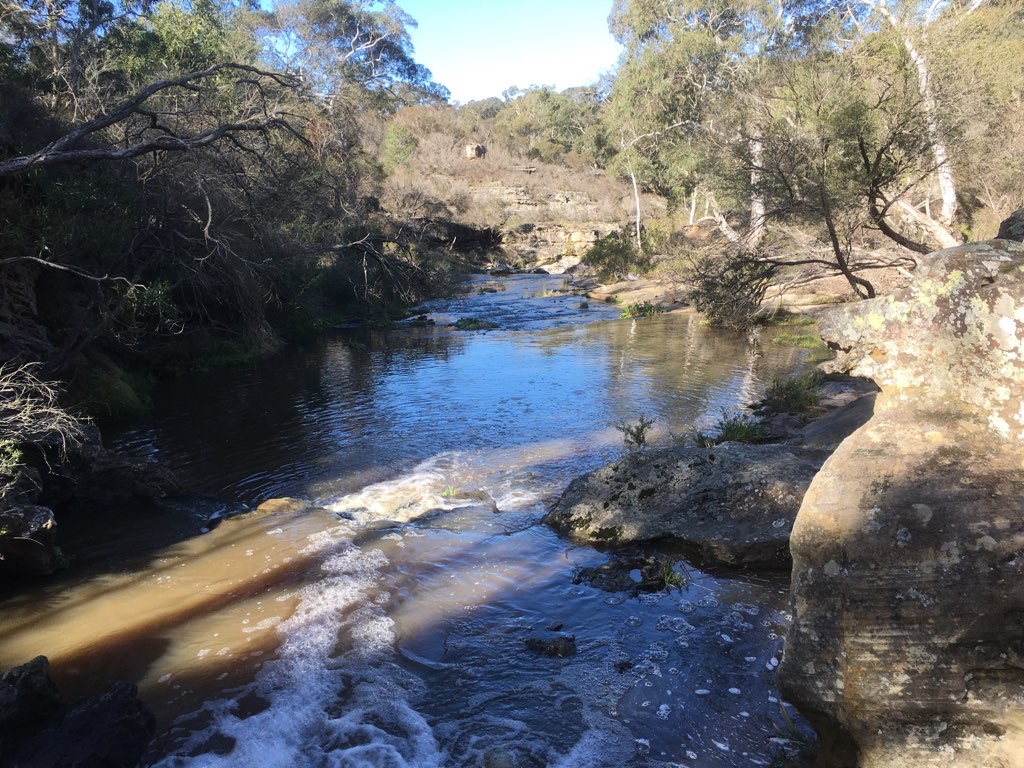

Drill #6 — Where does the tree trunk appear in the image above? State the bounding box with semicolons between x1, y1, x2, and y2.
869;1;960;233
629;168;643;256
901;28;958;229
748;134;767;245
820;184;875;299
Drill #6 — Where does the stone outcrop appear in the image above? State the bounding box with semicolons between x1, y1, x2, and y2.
779;238;1024;767
544;381;876;569
996;208;1024;242
817;239;1024;441
501;221;618;273
545;441;825;568
0;656;155;768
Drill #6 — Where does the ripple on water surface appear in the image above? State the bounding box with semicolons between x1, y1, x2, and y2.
3;275;818;766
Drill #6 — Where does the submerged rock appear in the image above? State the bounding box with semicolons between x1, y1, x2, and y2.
780;238;1024;767
572;554;669;594
524;633;577;658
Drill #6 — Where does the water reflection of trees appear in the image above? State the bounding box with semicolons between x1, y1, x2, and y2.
527;314;807;434
111;312;806;506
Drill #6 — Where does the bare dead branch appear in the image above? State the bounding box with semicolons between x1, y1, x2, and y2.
0;63;304;177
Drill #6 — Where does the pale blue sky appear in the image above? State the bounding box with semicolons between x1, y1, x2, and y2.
395;0;623;103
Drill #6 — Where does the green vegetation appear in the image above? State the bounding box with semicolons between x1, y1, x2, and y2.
441;486;457;498
761;372;825;414
619;301;665;319
766;311;817;328
453;317;499;331
683;251;778;330
660;560;691;591
616;414;655;450
582;233;652;283
696;411;769;447
0;0;477;417
773;332;826;350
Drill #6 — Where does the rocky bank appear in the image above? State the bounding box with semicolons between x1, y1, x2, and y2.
544;377;878;569
779;230;1024;766
0;656;155;767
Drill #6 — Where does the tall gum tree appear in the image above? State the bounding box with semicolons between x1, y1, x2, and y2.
607;0;787;245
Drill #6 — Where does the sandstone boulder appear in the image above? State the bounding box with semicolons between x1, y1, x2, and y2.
817;239;1024;440
545;441;827;568
780;239;1024;767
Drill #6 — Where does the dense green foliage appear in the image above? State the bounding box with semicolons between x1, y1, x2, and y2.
0;0;461;388
761;371;825;414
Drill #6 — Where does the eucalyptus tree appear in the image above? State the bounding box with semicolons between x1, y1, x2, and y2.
606;0;789;245
0;0;450;373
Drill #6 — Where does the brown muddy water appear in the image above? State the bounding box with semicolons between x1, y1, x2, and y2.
0;275;816;767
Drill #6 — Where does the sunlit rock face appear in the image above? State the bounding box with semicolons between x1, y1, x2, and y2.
817;240;1024;441
780;238;1024;767
545;441;823;568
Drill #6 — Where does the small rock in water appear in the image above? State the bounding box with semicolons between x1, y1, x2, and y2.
524;634;577;658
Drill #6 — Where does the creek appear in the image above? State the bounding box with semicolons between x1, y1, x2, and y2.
0;275;813;767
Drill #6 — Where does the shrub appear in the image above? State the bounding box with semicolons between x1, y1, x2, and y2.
695;411;768;446
583;232;651;283
616;414;654;450
683;249;779;330
761;371;824;413
0;364;86;501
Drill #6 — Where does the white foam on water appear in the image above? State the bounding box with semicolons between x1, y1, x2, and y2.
325;454;467;524
548;726;635;768
154;523;441;768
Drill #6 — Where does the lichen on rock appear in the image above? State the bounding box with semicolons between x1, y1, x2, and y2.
780;233;1024;767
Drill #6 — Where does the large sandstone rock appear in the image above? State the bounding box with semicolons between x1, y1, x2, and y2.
818;239;1024;440
780;239;1024;767
545;441;827;568
545;380;876;568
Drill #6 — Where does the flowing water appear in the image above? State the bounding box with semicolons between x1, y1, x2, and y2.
0;275;814;767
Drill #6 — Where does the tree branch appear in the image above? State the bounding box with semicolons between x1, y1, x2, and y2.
0;63;303;177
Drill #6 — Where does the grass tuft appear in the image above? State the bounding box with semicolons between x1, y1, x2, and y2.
773;332;826;349
616;414;654;450
619;301;664;319
761;371;824;414
695;411;769;446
